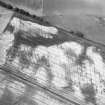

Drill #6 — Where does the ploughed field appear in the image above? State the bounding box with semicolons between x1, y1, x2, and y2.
0;7;105;105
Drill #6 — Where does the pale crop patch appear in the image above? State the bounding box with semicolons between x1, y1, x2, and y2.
48;46;68;65
60;41;83;57
22;66;35;76
11;57;21;69
0;31;14;65
50;65;66;78
10;17;58;37
52;76;68;90
50;64;68;89
10;17;20;30
47;46;69;89
19;44;32;52
35;67;48;86
31;46;48;64
86;46;105;77
73;85;85;100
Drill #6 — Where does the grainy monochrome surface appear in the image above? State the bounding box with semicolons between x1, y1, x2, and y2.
0;0;43;16
43;0;105;45
0;1;105;105
0;70;69;105
0;6;13;34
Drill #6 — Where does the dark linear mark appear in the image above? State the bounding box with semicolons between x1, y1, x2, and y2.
1;0;105;50
0;0;85;39
0;0;51;26
13;30;73;48
0;65;83;105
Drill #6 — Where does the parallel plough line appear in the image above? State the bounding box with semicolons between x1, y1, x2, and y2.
0;2;105;105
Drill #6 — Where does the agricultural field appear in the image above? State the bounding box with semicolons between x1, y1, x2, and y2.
0;1;105;105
